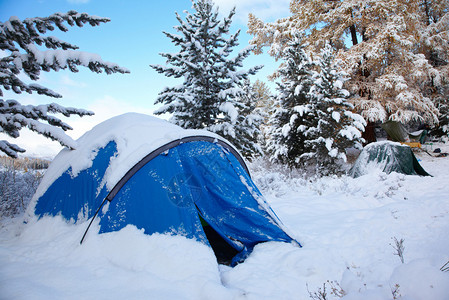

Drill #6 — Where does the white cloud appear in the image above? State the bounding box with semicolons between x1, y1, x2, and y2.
214;0;290;24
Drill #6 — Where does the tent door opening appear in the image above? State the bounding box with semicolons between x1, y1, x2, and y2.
198;214;239;265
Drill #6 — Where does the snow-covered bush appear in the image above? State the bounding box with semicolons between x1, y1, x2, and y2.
431;97;449;139
0;158;44;218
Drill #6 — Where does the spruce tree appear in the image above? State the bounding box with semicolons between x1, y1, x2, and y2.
215;79;263;159
252;79;273;153
150;0;262;154
0;11;129;157
304;43;366;175
266;35;316;167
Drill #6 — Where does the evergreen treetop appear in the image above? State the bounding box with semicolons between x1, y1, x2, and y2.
151;0;263;157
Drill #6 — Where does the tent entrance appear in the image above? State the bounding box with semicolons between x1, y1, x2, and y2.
199;215;239;265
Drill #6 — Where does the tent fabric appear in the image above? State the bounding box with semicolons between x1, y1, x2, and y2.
349;141;431;178
381;121;426;143
106;135;249;201
30;113;298;265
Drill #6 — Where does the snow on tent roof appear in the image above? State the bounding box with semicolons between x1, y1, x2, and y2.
30;113;228;203
27;113;298;266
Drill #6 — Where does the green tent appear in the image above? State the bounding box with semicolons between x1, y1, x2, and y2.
349;141;431;178
380;121;427;143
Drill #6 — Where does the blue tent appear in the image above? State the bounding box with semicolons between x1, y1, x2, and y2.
30;113;298;265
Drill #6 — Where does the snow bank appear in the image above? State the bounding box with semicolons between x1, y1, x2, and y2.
0;216;238;300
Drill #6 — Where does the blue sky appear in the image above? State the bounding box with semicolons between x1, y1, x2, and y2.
0;0;290;157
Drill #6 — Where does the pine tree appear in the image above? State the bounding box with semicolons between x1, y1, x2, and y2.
0;11;129;157
252;79;273;150
216;79;263;159
150;0;262;153
266;35;316;167
253;79;273;123
304;43;366;175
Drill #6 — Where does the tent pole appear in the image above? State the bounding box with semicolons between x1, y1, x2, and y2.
80;197;108;244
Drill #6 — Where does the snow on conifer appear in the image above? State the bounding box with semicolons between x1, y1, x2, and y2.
150;0;262;157
267;39;366;175
265;35;315;167
211;79;263;159
303;43;366;175
0;11;129;157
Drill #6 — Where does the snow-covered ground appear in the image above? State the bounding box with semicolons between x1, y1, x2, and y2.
1;143;449;300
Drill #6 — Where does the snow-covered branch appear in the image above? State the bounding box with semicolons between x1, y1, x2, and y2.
0;11;129;157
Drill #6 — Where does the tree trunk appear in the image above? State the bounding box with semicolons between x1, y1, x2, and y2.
362;121;377;145
350;24;358;46
423;0;431;25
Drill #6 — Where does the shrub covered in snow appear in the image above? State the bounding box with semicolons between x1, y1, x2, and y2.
0;157;45;218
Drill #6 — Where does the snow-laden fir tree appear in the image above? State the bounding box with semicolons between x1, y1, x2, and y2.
252;79;273;150
303;43;366;175
150;0;262;155
0;11;129;157
215;79;264;159
266;35;316;167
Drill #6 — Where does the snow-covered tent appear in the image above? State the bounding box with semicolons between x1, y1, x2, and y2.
349;141;431;178
28;113;298;265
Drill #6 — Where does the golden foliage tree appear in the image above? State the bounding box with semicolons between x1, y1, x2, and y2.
248;0;449;126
